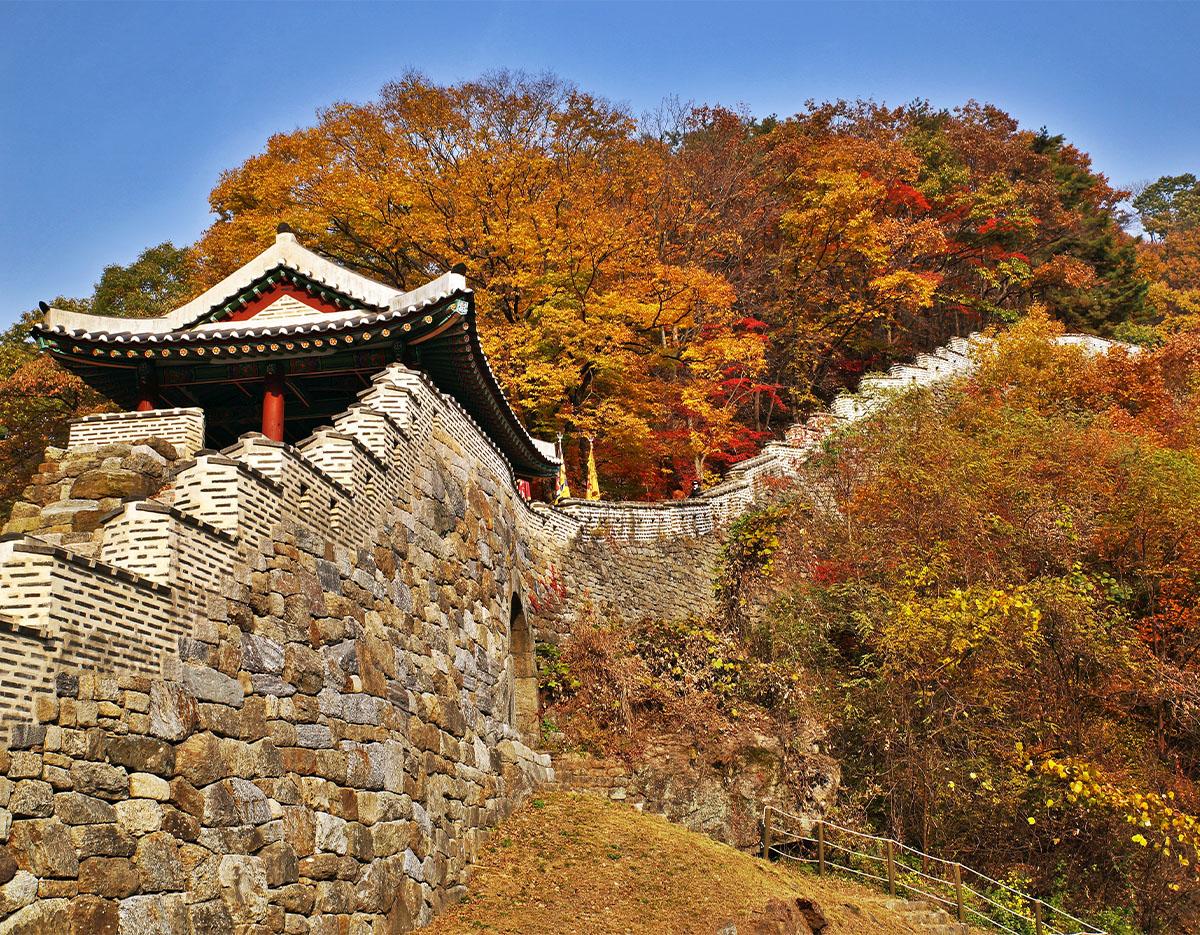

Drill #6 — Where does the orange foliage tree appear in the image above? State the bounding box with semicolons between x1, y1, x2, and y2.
193;75;1145;497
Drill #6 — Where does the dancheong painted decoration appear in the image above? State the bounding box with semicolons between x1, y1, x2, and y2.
33;225;559;478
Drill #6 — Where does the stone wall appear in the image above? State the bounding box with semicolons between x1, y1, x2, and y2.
3;439;182;551
0;435;551;932
68;409;205;461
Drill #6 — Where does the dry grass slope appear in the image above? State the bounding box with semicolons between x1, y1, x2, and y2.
427;792;936;934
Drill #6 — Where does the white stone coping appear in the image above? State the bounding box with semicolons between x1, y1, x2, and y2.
69;407;204;425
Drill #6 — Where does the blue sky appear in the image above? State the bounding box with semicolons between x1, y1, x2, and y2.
1;1;1197;326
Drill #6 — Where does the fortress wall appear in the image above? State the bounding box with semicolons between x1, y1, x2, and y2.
68;408;206;460
0;358;779;932
0;370;556;933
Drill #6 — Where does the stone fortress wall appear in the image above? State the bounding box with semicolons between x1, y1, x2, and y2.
0;330;1127;932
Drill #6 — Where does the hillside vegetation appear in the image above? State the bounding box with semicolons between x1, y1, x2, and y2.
540;316;1200;933
426;791;928;935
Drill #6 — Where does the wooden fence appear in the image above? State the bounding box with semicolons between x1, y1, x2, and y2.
762;807;1107;935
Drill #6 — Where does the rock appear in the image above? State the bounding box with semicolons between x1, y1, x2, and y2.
55;792;116;825
314;812;347;855
217;854;268;924
8;818;79;877
67;895;119;935
0;897;70;934
148;683;197;742
115;798;162;835
0;871;37;916
181;666;243;708
9;781;53;817
133;832;184;893
186;899;232;932
727;897;830;935
128;773;170;801
9;724;46;750
117;893;187;934
174;733;225;787
70;762;127;801
202;778;271;827
260;840;298;887
295;724;331;749
71;823;136;859
242;634;285;674
106;736;174;777
250;674;295;697
70;469;154;500
0;848;15;885
79;857;140;898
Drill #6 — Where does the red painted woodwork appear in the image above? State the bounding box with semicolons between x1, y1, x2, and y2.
135;371;156;411
224;282;347;323
262;371;285;441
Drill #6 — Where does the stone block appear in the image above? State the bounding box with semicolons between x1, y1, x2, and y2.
105;735;174;777
70;762;127;801
78;857;140;898
181;665;244;708
117;893;188;934
55;792;116;825
148;682;197;742
67;894;119;935
128;772;170;801
1;897;69;933
133;832;184;893
202;778;271;827
9;724;46;752
0;870;37;917
9;817;79;877
115;798;162;835
217;854;268;924
9;780;53;817
71;822;136;859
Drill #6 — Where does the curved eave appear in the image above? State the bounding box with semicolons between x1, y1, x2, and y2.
35;290;559;478
414;300;559;478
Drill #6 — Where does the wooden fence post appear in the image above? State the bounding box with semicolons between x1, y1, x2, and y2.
762;809;772;860
817;821;826;875
1034;900;1044;935
953;864;964;923
886;840;896;897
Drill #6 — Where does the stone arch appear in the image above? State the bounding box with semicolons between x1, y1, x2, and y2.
509;592;538;735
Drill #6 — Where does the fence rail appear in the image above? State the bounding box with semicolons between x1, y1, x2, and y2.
762;807;1107;935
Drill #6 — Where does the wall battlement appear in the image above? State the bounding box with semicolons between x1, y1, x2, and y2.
0;330;1129;932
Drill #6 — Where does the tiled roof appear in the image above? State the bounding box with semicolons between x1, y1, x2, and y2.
33;231;559;477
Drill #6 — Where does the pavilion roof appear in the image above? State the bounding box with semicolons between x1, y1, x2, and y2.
33;230;560;477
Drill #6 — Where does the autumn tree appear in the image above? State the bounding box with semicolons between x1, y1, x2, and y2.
194;71;769;496
191;76;1151;495
0;244;193;519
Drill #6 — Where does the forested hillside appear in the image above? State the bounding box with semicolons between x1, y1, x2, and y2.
538;316;1200;932
7;72;1193;508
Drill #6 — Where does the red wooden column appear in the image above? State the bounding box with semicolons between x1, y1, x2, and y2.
261;368;285;441
135;366;157;411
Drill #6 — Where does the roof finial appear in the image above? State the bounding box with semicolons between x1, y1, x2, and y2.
277;222;293;235
38;301;50;314
451;262;467;276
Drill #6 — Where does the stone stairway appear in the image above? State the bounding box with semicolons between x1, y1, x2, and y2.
884;898;972;935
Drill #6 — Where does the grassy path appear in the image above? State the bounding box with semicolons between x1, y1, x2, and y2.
428;792;935;934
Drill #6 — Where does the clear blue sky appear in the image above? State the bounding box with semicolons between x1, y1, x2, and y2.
2;1;1197;326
